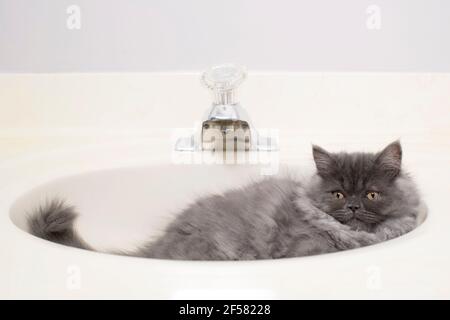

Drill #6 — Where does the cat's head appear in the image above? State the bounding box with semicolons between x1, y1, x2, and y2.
308;141;419;231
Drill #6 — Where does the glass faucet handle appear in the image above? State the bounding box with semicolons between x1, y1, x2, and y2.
201;64;247;92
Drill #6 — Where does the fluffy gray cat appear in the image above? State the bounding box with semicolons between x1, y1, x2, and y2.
28;141;423;260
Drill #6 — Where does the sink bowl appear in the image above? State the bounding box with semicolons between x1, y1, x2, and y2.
0;140;442;299
10;163;297;252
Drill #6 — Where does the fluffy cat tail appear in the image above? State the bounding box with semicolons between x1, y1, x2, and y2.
27;200;91;250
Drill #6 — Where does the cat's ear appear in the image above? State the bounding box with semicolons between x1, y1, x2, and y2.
375;141;402;179
312;145;336;177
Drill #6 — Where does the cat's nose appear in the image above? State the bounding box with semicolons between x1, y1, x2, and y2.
348;204;360;212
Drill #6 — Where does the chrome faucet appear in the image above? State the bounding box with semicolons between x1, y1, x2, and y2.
175;64;277;152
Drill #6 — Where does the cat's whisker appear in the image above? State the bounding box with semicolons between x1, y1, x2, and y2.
328;210;353;223
355;210;385;224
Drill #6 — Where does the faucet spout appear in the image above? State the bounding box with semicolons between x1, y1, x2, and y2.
174;64;278;153
201;64;251;151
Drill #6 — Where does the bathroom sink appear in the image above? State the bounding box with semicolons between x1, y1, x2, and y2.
10;163;293;252
0;139;444;299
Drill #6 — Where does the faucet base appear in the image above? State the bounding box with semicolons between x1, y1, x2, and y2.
175;128;278;152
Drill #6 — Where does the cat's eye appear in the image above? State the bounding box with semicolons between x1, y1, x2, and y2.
366;191;380;200
332;191;345;200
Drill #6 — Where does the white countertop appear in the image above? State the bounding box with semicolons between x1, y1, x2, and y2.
0;73;449;299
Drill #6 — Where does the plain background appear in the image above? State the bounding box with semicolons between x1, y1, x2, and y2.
0;0;449;72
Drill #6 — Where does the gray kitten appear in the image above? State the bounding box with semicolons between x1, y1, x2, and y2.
28;141;423;260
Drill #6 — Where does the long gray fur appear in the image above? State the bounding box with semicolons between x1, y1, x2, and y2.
27;141;423;260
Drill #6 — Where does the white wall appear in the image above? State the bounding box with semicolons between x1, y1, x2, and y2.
0;0;449;72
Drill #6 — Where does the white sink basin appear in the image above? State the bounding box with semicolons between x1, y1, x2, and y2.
10;163;292;252
1;138;445;299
